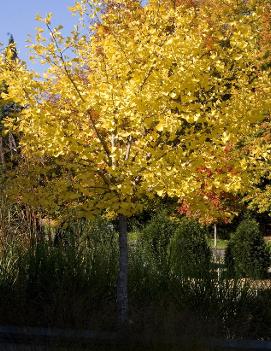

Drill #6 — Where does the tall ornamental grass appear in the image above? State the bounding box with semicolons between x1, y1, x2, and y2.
0;213;270;339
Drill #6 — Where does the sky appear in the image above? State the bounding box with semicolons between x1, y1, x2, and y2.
0;1;78;71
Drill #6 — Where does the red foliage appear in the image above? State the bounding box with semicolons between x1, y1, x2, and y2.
196;166;213;177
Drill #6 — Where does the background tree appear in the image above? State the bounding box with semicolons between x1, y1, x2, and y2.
0;35;19;173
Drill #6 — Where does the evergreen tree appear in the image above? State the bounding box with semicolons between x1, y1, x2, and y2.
0;35;20;172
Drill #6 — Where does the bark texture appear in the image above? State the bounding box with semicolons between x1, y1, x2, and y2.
117;214;128;326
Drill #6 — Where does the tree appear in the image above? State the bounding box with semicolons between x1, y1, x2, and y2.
0;35;20;173
222;1;271;217
0;37;42;242
0;0;270;326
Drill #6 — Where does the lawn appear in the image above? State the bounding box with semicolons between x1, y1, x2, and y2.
207;239;228;250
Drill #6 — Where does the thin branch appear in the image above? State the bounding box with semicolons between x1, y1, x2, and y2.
139;36;168;92
46;23;112;165
0;137;6;169
125;135;132;161
110;32;133;70
135;146;176;184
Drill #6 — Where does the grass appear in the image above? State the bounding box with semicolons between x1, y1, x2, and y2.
0;236;270;339
207;239;228;250
130;233;229;250
0;211;270;340
207;236;271;250
128;231;139;242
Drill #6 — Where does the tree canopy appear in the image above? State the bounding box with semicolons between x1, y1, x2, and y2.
0;0;270;221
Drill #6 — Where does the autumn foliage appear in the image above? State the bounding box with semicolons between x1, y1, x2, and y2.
0;0;269;223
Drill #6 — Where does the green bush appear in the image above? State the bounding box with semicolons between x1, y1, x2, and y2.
225;218;270;279
138;212;178;266
224;241;235;278
128;243;167;304
169;218;211;278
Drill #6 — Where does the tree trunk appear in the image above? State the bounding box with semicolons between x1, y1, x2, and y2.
0;136;5;170
214;223;217;249
117;214;129;327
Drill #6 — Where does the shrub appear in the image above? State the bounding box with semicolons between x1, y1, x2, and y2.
226;218;270;279
138;212;178;266
128;243;165;304
224;241;235;278
169;218;211;278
